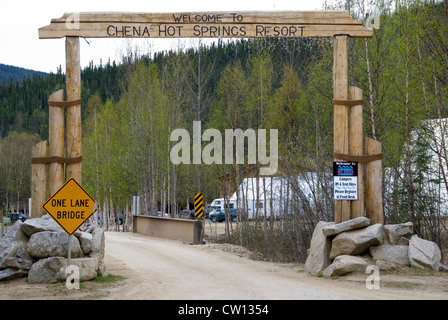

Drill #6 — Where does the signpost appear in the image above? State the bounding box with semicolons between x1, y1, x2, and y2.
42;177;97;235
333;161;358;201
42;177;97;273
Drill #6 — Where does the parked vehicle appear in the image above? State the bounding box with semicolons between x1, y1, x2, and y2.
180;209;194;219
209;208;237;223
209;198;236;212
157;212;169;218
3;212;28;224
116;213;126;225
179;209;209;219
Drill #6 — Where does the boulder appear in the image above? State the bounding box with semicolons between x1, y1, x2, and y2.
384;222;413;245
0;268;28;281
323;255;368;277
369;245;410;266
68;257;99;281
26;231;82;258
439;263;448;272
28;256;99;284
330;224;384;259
0;220;29;268
21;215;62;236
84;225;96;234
397;237;410;245
77;231;93;255
322;217;370;237
5;248;35;269
91;227;105;255
376;259;405;271
1;220;28;242
28;257;66;284
91;227;106;276
0;217;107;283
408;235;441;271
304;221;333;275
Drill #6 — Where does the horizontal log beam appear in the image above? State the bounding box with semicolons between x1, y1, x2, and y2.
39;11;373;39
50;11;363;25
31;156;83;165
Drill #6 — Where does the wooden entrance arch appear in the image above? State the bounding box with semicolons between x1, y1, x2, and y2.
34;10;383;224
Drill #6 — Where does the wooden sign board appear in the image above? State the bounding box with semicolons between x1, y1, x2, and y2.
39;11;373;39
42;178;97;235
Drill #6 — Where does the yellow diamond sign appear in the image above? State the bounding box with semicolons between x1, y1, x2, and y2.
42;178;97;236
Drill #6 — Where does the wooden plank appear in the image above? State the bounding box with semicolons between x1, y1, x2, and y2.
31;141;47;218
51;11;363;25
333;35;350;223
65;37;82;184
39;11;373;39
349;86;364;218
365;138;384;224
48;90;65;196
39;22;373;39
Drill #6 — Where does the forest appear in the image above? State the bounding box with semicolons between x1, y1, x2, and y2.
0;64;47;85
0;0;447;262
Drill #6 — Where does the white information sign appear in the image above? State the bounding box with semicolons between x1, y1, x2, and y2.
334;176;358;200
333;161;358;200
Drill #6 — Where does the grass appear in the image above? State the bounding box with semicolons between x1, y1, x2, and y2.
60;273;127;299
93;274;126;283
7;273;126;300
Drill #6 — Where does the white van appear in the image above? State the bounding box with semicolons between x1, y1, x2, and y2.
209;198;236;212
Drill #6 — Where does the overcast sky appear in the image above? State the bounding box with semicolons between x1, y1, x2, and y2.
0;0;325;73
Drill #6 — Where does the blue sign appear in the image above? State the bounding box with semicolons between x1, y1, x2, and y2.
333;161;358;177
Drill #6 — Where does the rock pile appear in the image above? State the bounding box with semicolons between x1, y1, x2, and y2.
0;215;106;283
304;217;445;277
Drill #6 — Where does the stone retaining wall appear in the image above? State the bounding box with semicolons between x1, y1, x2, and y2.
304;217;446;277
0;215;106;283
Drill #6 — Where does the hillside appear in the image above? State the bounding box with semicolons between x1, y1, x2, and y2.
0;63;47;84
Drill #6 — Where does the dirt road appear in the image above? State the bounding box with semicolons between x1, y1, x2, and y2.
104;232;448;300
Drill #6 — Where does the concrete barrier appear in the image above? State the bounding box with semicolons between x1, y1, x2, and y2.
133;215;203;244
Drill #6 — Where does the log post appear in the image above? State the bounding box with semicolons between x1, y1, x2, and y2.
349;86;364;218
31;141;47;218
48;90;65;195
65;37;82;183
333;35;350;223
365;137;384;224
